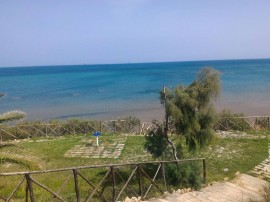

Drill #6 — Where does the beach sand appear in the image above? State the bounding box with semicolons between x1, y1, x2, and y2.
22;96;270;122
126;99;270;122
216;99;270;116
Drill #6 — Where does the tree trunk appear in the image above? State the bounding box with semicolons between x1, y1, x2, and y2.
164;132;178;161
163;86;178;161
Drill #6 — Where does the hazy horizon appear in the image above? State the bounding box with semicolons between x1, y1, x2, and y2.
1;1;270;67
1;57;270;69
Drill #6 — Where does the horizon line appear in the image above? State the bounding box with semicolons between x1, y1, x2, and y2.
1;57;270;69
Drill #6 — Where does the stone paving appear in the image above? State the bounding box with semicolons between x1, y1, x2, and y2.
250;143;270;179
216;130;265;139
64;137;126;158
142;174;267;202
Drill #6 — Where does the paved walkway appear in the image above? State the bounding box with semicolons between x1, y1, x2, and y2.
251;143;270;180
143;174;267;202
64;137;126;158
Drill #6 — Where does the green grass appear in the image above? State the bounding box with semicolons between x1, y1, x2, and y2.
246;129;270;136
0;134;152;171
0;134;268;178
189;138;268;182
0;133;268;200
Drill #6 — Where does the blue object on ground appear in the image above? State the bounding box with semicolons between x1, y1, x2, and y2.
93;131;101;137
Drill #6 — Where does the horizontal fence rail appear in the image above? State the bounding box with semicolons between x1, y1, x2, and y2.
0;158;206;202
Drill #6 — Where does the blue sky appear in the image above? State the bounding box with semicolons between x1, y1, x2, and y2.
1;0;270;67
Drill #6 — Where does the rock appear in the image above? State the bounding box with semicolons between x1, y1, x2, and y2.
131;196;140;202
124;197;131;202
235;171;240;176
176;189;181;194
163;191;170;196
123;196;141;202
223;168;229;172
224;177;228;181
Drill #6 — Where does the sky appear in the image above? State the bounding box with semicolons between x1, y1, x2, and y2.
1;0;270;67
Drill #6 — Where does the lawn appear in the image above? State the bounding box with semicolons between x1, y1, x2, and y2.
0;134;153;172
0;133;268;200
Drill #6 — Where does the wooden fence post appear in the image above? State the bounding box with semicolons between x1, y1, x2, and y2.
25;174;35;202
114;121;116;133
0;128;2;142
45;125;48;137
203;159;206;183
73;122;76;135
73;169;80;202
161;162;167;191
25;181;28;202
137;164;143;198
57;124;60;136
100;121;102;133
15;126;18;138
111;166;116;201
255;117;258;130
139;121;141;135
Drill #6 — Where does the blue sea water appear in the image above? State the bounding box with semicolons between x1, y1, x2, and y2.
1;59;270;121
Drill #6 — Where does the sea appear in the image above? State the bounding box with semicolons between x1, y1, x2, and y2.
1;59;270;121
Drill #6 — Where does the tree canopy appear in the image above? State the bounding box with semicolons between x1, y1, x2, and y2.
145;67;221;160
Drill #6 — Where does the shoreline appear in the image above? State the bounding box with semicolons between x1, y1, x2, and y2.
18;98;270;123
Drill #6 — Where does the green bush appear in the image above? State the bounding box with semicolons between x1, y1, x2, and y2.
144;125;168;159
165;162;202;190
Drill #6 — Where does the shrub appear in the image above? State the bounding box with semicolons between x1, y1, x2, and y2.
165;161;202;190
144;125;168;159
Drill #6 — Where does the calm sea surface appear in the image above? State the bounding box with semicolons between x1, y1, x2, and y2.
1;59;270;121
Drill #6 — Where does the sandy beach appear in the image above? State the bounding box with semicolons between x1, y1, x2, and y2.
19;97;270;122
130;99;270;122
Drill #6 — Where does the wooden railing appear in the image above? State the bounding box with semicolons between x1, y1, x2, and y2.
0;120;155;141
0;158;206;202
1;115;269;141
214;116;270;131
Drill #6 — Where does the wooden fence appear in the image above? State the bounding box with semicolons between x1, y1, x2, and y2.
1;116;270;141
0;158;206;202
0;120;155;141
214;116;270;131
